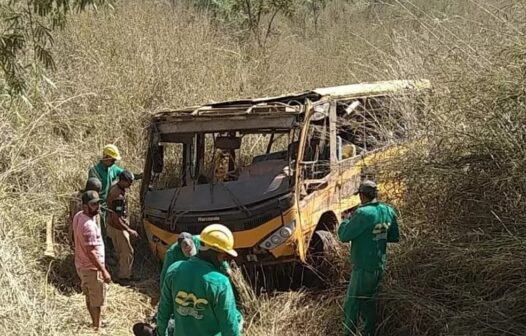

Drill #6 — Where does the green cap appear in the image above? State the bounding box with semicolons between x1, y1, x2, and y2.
354;180;377;195
82;190;101;205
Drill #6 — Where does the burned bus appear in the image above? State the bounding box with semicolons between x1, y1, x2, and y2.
140;80;430;284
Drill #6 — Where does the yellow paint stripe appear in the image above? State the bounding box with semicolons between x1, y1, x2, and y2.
144;214;284;249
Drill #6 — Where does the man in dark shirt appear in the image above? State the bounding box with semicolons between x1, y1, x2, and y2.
106;170;139;285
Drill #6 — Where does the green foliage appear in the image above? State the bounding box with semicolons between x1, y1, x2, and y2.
185;0;297;46
303;0;328;31
186;0;333;45
0;0;109;95
231;0;295;46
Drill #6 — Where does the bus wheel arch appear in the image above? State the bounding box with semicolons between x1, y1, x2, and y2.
314;211;339;232
305;211;340;287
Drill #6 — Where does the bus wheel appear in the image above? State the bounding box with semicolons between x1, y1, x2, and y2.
306;230;338;288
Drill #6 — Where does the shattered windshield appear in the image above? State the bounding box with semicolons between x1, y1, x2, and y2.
144;130;298;212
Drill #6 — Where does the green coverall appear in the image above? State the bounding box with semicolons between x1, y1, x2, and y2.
160;235;230;286
338;201;400;336
88;161;123;236
157;256;242;336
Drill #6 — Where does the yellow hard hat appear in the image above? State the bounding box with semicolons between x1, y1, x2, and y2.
199;224;237;257
102;144;122;160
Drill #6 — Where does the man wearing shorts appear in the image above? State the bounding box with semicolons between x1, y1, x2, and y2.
73;190;112;331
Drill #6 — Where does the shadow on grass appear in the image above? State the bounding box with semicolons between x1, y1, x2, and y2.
39;252;81;295
38;222;161;303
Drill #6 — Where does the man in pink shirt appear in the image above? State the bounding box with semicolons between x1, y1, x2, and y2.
73;190;112;331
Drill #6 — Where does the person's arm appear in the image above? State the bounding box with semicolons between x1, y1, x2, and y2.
341;204;359;220
387;208;400;243
81;224;111;283
337;209;369;243
220;260;232;277
237;309;244;333
108;210;138;236
114;165;125;176
157;269;175;336
86;245;111;283
113;164;142;180
108;195;139;238
160;243;177;285
88;165;102;181
213;283;242;336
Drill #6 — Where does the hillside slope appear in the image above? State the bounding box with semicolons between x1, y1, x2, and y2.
0;1;525;335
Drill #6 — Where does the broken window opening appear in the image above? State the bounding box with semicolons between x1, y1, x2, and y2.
151;128;298;191
334;96;408;161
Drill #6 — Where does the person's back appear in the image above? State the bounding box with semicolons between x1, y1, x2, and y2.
345;201;399;272
337;180;400;336
159;257;240;336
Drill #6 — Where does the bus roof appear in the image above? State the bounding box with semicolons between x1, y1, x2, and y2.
311;79;430;99
151;79;430;134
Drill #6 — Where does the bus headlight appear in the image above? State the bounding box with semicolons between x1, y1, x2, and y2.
259;220;296;250
279;227;292;238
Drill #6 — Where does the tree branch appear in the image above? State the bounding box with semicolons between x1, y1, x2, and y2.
265;5;282;45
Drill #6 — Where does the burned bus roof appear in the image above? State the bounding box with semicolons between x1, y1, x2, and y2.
312;79;430;98
153;79;430;117
151;79;430;134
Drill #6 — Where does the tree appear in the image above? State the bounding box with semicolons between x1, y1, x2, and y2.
232;0;294;47
304;0;327;33
0;0;110;95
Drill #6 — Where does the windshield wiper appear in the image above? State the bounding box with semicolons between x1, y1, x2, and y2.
218;182;252;217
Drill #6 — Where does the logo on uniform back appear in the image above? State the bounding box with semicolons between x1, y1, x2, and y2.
372;222;390;240
175;291;209;319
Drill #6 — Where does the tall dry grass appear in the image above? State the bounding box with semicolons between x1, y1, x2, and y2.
1;0;525;335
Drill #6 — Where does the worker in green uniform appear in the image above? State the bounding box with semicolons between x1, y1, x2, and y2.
338;180;400;336
88;145;142;254
157;224;243;336
88;144;124;238
154;232;232;335
88;145;125;203
160;232;232;286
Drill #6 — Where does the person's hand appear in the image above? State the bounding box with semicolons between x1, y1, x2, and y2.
239;317;245;333
128;229;139;239
102;269;112;284
342;205;358;220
